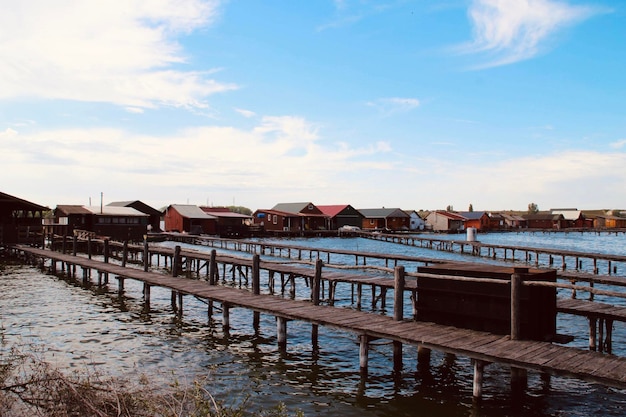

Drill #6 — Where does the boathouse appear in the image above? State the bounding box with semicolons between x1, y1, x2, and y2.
425;210;466;232
254;202;328;232
108;200;162;232
317;204;363;230
200;207;253;237
164;204;217;235
551;208;592;228
500;212;527;229
0;191;48;247
52;205;149;242
457;211;490;231
523;213;566;229
358;208;410;231
593;213;626;229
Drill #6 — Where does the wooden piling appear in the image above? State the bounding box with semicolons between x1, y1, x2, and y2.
277;316;287;350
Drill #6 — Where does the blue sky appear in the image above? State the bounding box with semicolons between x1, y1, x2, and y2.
1;0;624;212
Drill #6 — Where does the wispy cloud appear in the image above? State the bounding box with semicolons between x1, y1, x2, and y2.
366;97;420;115
610;139;626;149
458;0;603;68
317;0;397;31
0;0;235;110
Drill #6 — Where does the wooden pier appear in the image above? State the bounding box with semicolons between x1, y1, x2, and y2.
362;232;626;275
9;243;626;405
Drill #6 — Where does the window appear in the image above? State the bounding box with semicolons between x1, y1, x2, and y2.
273;215;277;225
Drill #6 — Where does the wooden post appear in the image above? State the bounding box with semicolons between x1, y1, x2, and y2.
252;254;260;295
143;236;149;272
312;259;322;305
510;267;528;395
172;245;181;277
209;249;217;284
589;318;597;351
394;266;405;321
393;266;405;372
277;316;287;350
223;303;230;329
511;267;528;340
122;241;128;267
359;334;369;373
177;292;183;316
473;359;485;404
144;283;151;310
118;277;125;293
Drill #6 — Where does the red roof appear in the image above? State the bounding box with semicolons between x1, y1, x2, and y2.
317;205;350;217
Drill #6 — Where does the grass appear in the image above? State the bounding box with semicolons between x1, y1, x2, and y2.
0;340;303;417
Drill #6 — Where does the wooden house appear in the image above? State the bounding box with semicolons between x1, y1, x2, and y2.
594;214;626;229
359;208;410;231
163;204;217;235
317;205;363;230
253;209;301;232
551;209;591;228
500;213;527;229
108;201;162;232
404;210;426;231
523;213;567;229
0;191;48;246
425;211;467;232
200;207;252;237
457;211;490;231
254;202;328;232
53;205;149;241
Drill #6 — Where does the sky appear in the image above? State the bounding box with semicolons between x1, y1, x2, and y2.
1;0;625;213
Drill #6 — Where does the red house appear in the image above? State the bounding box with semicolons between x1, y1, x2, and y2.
164;204;217;235
317;204;363;230
457;211;490;231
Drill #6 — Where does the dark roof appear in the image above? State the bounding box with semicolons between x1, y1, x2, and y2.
0;191;48;212
55;205;92;215
271;202;314;214
523;213;564;220
358;208;410;218
457;211;488;220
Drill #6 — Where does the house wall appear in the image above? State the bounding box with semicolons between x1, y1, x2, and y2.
164;209;185;232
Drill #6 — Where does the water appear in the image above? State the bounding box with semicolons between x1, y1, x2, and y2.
2;233;626;416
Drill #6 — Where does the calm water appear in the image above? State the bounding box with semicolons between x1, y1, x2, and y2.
2;232;626;416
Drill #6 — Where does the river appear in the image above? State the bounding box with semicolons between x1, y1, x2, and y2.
1;232;626;416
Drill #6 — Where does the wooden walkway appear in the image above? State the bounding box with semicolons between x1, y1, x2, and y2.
10;245;626;402
362;232;626;275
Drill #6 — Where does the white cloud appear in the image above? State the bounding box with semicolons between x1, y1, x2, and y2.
0;116;392;208
460;0;601;68
610;139;626;150
0;0;235;110
235;108;257;118
366;97;420;115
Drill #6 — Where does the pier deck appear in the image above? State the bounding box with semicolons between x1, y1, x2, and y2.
11;245;626;397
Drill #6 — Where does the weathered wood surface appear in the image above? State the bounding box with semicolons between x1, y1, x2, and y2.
12;245;626;390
